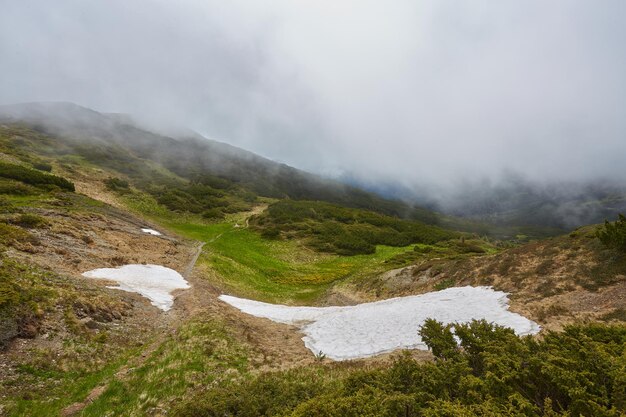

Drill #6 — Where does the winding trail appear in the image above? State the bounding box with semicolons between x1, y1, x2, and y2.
62;240;205;416
184;242;205;278
62;204;271;416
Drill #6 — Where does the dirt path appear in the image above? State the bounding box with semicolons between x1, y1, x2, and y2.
60;203;317;415
183;242;205;278
243;204;267;228
61;239;204;417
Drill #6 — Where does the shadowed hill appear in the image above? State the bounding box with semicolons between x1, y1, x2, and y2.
0;102;440;223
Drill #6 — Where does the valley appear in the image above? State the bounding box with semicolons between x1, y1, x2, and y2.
0;105;624;416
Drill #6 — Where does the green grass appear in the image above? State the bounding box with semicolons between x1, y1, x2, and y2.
120;190;496;304
117;189;420;303
6;349;141;417
82;318;249;417
167;218;413;303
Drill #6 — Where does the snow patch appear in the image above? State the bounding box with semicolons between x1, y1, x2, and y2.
141;228;162;236
219;286;540;361
83;264;189;311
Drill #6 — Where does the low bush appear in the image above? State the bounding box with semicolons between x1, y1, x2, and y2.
176;321;626;416
0;222;37;247
202;208;225;220
0;161;74;191
150;182;253;216
104;177;130;191
32;161;53;172
13;213;47;229
597;213;626;252
251;200;457;255
0;180;37;196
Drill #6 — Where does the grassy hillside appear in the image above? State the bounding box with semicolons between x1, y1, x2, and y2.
1;102;567;241
0;102;444;224
340;220;626;330
250;200;458;255
1;103;625;416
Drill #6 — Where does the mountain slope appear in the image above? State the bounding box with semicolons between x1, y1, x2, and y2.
0;102;441;223
0;104;624;416
337;224;626;331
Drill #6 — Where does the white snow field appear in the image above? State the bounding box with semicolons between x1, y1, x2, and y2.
141;228;162;236
83;264;190;311
219;286;540;361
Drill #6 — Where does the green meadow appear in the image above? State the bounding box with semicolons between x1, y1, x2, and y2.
166;213;413;303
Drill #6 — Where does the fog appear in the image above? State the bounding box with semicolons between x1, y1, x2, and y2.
1;0;625;200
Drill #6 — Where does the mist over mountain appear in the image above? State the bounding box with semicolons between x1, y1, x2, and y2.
3;100;624;233
345;173;626;230
0;101;445;225
2;0;626;197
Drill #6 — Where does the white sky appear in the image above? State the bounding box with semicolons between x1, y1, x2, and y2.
2;0;625;190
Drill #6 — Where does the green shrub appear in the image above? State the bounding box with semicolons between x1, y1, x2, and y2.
202;208;225;220
433;278;456;291
32;161;53;172
0;180;37;196
13;213;47;229
0;161;74;191
252;200;457;255
0;222;36;246
176;321;626;416
104;177;130;191
419;318;459;360
597;214;626;252
260;227;280;239
414;245;434;253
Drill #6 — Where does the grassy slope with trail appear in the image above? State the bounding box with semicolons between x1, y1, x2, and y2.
1;107;625;416
126;195;422;304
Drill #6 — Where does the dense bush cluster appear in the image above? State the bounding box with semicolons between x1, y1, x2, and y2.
32;161;52;172
597;214;626;252
11;213;47;228
251;200;458;255
0;162;74;191
103;177;130;191
176;321;626;416
149;182;255;218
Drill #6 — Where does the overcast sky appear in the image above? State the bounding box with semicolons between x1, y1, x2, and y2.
1;0;625;192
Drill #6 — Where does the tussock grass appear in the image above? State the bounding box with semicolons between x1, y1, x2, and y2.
82;319;249;416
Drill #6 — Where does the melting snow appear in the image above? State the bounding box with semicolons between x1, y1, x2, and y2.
141;228;162;236
83;264;189;311
219;286;540;361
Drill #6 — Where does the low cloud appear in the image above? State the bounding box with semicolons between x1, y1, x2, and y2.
1;0;625;196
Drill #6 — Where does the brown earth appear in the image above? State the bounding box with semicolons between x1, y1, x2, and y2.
333;230;626;331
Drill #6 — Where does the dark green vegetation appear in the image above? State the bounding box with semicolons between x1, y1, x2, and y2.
0;103;441;224
0;161;75;191
103;177;129;192
251;200;458;255
597;213;626;252
176;321;626;417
